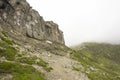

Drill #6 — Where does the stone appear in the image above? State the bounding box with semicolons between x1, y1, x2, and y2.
46;40;53;44
0;0;65;44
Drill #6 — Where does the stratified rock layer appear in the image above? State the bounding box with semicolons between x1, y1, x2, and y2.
0;0;65;44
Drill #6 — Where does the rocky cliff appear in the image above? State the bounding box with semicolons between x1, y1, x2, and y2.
0;0;91;80
0;1;120;80
0;0;64;44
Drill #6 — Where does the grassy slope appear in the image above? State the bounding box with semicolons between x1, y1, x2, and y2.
0;32;47;80
71;42;120;80
2;30;120;80
0;31;70;80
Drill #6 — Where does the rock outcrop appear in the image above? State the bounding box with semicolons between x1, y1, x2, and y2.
0;0;65;44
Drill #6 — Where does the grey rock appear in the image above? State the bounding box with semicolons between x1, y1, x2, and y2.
0;0;65;44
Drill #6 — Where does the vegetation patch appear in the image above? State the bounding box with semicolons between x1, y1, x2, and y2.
37;58;53;72
0;36;14;45
16;56;53;72
0;61;46;80
72;66;81;71
16;56;36;65
0;31;53;79
2;31;8;37
0;42;17;61
71;43;120;80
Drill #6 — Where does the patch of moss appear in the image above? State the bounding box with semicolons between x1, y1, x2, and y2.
2;31;8;37
72;66;81;71
37;59;53;72
13;73;45;80
37;59;48;67
0;35;17;61
0;62;34;73
43;67;53;72
16;56;53;72
0;46;17;61
16;54;23;57
0;62;46;80
16;56;36;65
0;36;14;45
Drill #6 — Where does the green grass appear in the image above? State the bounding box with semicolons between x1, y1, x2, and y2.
71;43;120;80
0;31;15;45
0;42;17;61
0;62;46;80
37;58;53;72
0;33;17;60
2;31;8;37
0;62;35;73
16;56;53;72
16;56;36;65
13;73;45;80
0;33;47;79
72;66;81;71
37;58;48;67
0;36;14;45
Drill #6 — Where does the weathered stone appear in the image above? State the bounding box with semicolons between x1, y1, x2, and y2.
0;0;65;44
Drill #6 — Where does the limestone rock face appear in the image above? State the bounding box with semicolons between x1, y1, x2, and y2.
0;0;65;44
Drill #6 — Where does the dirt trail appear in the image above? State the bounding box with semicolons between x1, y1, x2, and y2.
34;52;90;80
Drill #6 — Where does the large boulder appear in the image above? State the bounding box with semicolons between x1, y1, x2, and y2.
0;0;65;44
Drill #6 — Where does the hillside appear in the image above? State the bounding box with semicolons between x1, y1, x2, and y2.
0;0;89;80
0;0;120;80
0;29;90;80
71;42;120;80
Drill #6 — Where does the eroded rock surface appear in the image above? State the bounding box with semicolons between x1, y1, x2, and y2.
0;0;64;44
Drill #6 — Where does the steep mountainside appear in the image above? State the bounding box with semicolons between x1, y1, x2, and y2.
0;30;90;80
0;0;64;44
71;43;120;80
0;0;89;80
0;0;120;80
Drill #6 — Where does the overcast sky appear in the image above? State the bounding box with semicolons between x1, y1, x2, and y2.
27;0;120;46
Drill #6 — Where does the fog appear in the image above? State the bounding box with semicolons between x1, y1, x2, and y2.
27;0;120;46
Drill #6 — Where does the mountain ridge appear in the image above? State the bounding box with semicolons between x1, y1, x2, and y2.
0;0;64;44
0;0;90;80
71;42;120;80
0;0;120;80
